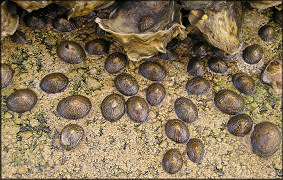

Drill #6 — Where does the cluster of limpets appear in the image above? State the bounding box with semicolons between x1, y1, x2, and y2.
1;2;282;176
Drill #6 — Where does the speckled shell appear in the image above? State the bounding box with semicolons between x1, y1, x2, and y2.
186;138;205;164
40;73;69;94
60;124;85;151
174;97;198;123
105;53;127;74
23;10;47;30
114;73;139;96
242;44;263;64
251;122;281;158
52;16;77;32
126;96;149;123
85;39;109;55
57;41;86;64
227;114;253;137
207;58;228;74
186;77;210;95
146;83;166;106
165;119;190;143
1;63;14;89
7;89;37;113
139;61;166;82
162;149;183;174
101;94;125;122
214;89;245;115
57;95;92;119
258;25;276;42
232;73;255;95
187;57;206;77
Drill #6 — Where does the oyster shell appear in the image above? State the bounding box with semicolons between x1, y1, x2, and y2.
188;1;243;55
95;1;186;61
249;1;282;10
1;1;19;40
53;0;115;19
180;0;216;10
261;58;282;94
10;0;52;12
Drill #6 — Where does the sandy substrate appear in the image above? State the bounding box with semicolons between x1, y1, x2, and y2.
1;5;282;179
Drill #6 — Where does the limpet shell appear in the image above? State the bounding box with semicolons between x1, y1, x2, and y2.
232;73;255;95
57;95;92;119
186;77;210;95
146;83;166;106
126;96;149;123
101;94;125;122
165;119;190;143
139;61;166;82
214;89;245;115
162;149;183;174
40;73;69;94
7;89;37;113
227;114;253;137
1;63;14;89
186;138;205;164
60;124;85;151
174;97;198;123
114;73;139;96
105;52;127;74
57;41;86;64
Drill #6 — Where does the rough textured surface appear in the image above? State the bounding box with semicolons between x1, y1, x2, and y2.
1;6;282;179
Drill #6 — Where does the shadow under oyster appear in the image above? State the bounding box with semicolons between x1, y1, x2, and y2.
96;1;186;61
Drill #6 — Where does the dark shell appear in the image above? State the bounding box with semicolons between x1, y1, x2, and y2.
186;138;205;164
85;39;109;55
207;58;228;74
114;73;139;96
232;73;255;95
166;38;179;50
146;83;166;106
227;114;253;137
126;96;149;123
251;122;281;158
162;149;183;174
105;52;127;74
258;25;276;42
165;119;190;143
242;44;263;64
23;10;47;30
139;61;166;81
214;89;245;115
52;16;77;32
6;89;37;113
57;41;86;64
57;95;92;119
10;30;26;44
273;9;282;26
158;50;178;61
186;77;210;95
187;57;206;77
60;124;84;151
40;73;69;94
193;42;211;57
138;16;155;32
211;46;227;59
1;63;14;89
174;97;198;123
101;94;125;122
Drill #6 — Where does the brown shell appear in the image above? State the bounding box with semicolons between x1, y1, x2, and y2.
10;30;26;44
60;124;85;151
146;83;166;106
162;149;183;174
23;10;47;30
57;41;86;64
251;122;281;158
1;63;14;89
6;89;37;113
187;57;206;77
105;53;127;74
57;95;92;119
232;73;255;95
165;119;190;143
242;44;263;64
186;77;210;95
101;94;125;122
227;114;253;137
85;39;109;55
258;25;276;42
186;138;205;164
52;16;77;32
114;73;139;96
139;61;166;82
214;89;245;115
174;97;198;123
138;16;155;32
40;73;69;94
126;96;149;123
